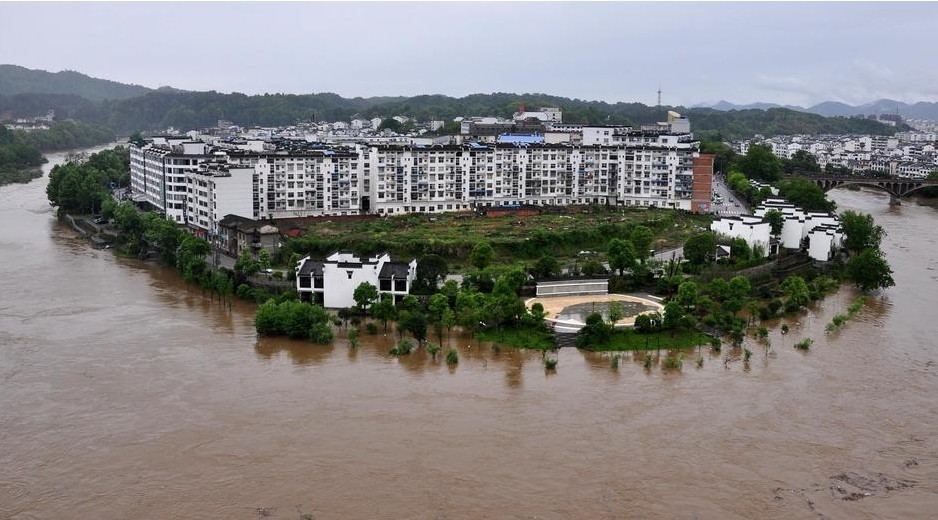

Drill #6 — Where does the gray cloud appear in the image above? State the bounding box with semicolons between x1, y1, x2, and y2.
1;1;936;106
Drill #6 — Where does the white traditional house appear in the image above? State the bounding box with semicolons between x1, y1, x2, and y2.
729;198;845;262
296;252;416;308
710;215;772;254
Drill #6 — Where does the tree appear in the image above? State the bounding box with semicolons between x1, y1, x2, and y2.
607;301;623;325
784;150;821;173
378;118;404;133
699;140;737;174
581;259;606;277
493;266;526;297
532;254;559;280
257;249;271;270
677;281;699;310
234;248;260;277
372;294;397;333
730;238;751;262
607;238;637;275
663;302;684;331
728;275;752;301
840;210;885;254
780;275;810;309
630;226;654;262
399;311;428;344
353;281;379;315
456;288;484;339
736;143;782;182
846;248;895;292
683;232;716;265
128;131;146;147
415;254;448;292
469;241;494;270
778;177;836;212
427;293;451;346
764;209;785;236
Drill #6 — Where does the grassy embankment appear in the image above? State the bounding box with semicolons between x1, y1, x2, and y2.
281;206;713;269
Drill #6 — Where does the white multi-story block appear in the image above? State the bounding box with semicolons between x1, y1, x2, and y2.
130;137;210;223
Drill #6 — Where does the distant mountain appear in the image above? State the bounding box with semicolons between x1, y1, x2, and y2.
805;101;857;117
0;64;152;102
702;98;938;120
710;100;785;111
0;64;905;139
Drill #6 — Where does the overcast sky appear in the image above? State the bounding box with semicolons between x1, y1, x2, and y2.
2;2;937;107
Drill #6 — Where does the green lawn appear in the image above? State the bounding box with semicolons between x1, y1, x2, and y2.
587;329;708;351
476;326;556;350
282;206;712;268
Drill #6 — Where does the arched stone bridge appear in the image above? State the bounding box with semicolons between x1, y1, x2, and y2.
806;175;938;204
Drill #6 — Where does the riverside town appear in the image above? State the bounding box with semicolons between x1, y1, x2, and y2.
3;2;938;518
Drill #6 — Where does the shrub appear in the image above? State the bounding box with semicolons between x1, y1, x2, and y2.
780;324;790;334
347;328;359;348
610;354;620;369
310;322;334;344
643;353;653;369
544;357;558;370
446;347;459;365
768;299;783;315
696;356;704;368
756;326;769;339
743;348;752;362
794;338;813;350
662;353;684;369
426;343;442;358
390;339;414;356
710;337;722;352
365;322;379;335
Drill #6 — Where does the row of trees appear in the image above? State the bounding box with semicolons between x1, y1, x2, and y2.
46;147;130;214
0;125;45;185
839;211;894;292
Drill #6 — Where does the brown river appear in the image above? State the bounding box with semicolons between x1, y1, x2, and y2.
2;148;937;519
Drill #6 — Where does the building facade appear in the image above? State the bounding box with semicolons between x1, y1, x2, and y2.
131;127;706;232
296;252;416;308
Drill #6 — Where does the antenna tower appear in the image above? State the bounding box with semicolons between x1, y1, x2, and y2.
657;87;662;109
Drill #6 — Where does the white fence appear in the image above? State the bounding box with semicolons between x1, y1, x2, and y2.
535;279;608;297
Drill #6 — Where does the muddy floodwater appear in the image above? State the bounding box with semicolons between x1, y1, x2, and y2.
2;149;937;519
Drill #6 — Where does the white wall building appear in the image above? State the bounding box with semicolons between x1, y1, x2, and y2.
296;252;416;308
130;138;211;223
185;163;255;235
710;215;772;254
739;198;844;261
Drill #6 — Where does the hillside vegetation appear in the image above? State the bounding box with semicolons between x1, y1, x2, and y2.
0;64;152;101
0;65;901;139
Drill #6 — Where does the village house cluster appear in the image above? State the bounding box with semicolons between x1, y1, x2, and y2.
733;129;938;179
711;198;843;262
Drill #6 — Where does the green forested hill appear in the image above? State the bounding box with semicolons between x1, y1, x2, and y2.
0;64;152;101
0;66;901;139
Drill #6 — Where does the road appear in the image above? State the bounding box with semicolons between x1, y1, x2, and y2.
710;175;750;216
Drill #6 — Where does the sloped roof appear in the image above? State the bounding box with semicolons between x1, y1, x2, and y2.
379;262;411;279
298;260;324;276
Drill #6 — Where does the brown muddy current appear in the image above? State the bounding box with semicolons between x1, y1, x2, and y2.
2;148;937;519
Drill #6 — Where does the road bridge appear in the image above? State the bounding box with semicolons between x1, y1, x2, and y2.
804;175;938;204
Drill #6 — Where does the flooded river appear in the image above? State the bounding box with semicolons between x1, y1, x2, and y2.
1;149;937;519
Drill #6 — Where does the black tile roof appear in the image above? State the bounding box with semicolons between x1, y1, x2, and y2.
379;262;410;279
298;260;324;276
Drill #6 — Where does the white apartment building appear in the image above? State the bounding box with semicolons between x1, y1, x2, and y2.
130;137;210;223
131;129;704;231
185;163;255;236
296;252;417;308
